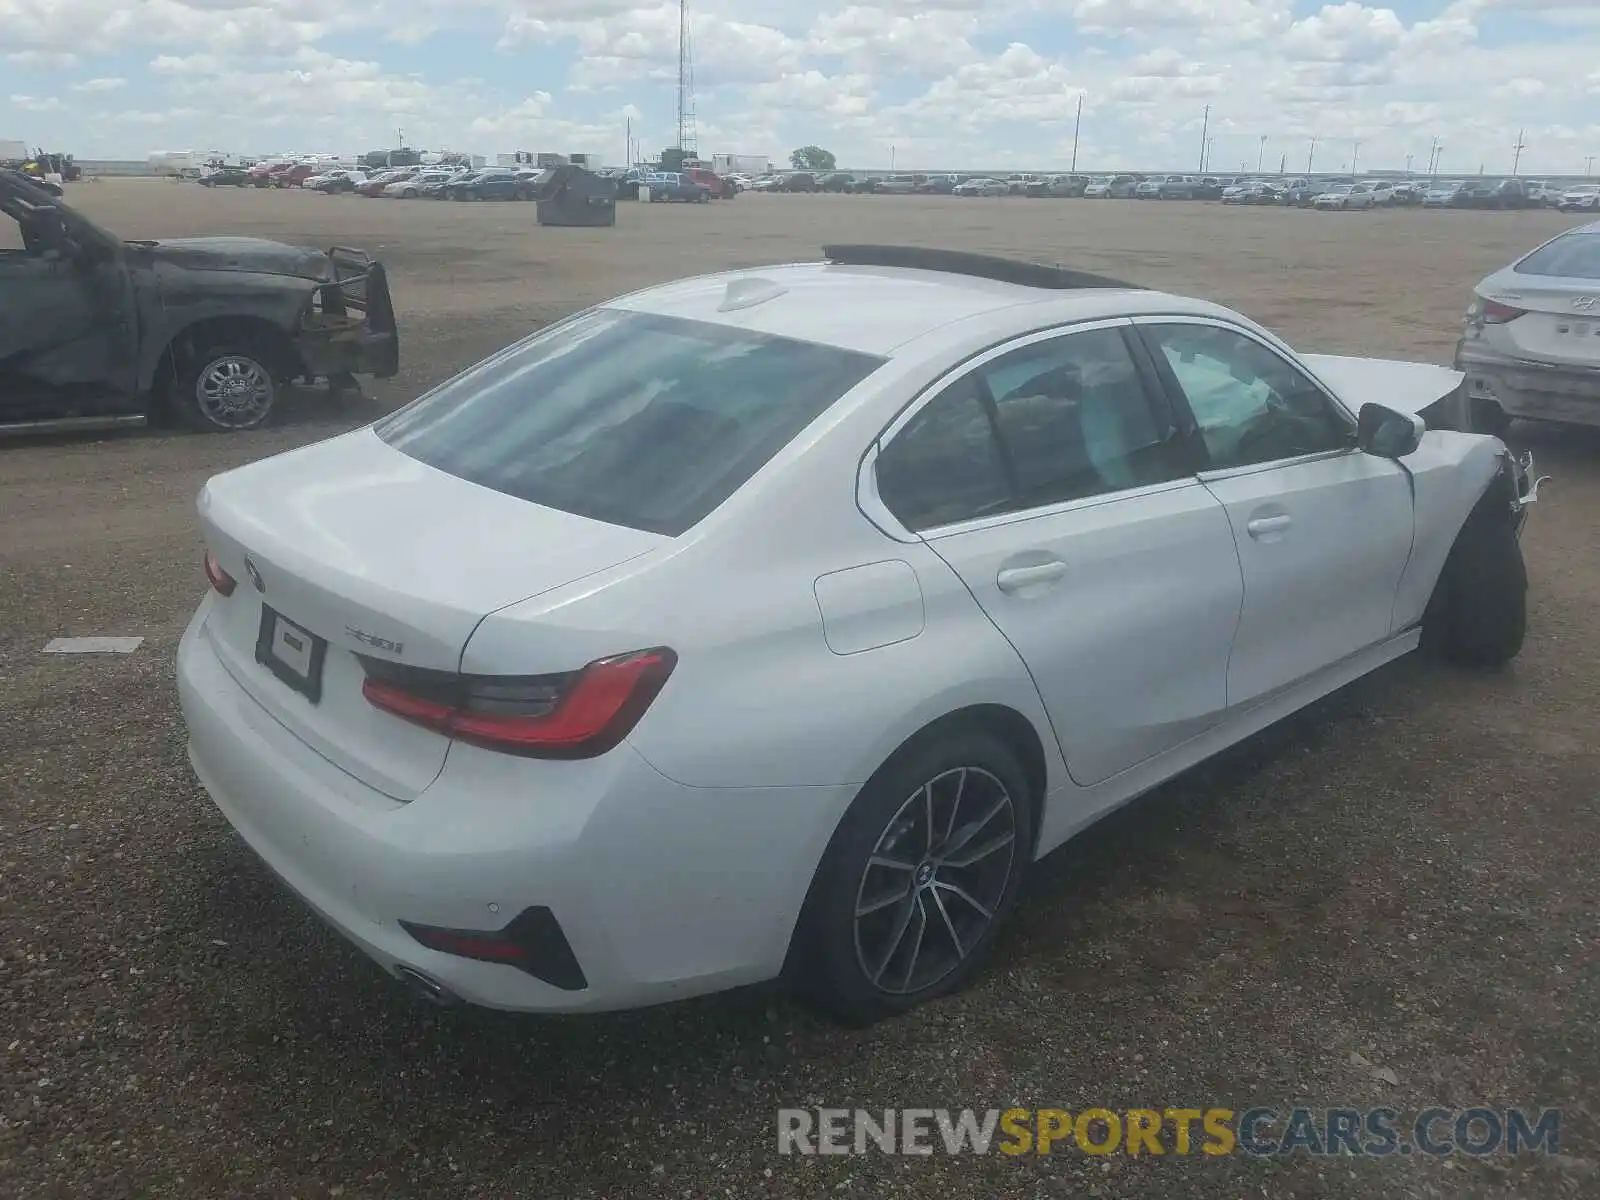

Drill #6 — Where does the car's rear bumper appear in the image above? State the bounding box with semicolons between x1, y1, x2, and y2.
176;605;851;1013
1455;340;1600;427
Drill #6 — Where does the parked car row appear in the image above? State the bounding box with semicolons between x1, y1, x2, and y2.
201;163;552;201
732;168;1599;212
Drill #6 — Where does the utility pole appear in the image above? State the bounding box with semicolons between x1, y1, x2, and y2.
1588;155;1596;177
625;117;632;167
1511;128;1526;176
1071;93;1082;173
1351;139;1361;177
1405;153;1413;175
1279;152;1287;175
890;144;896;172
1307;137;1317;174
1207;137;1216;173
1258;135;1267;172
1199;105;1210;173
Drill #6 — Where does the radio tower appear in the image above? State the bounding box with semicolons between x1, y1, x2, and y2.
676;0;698;154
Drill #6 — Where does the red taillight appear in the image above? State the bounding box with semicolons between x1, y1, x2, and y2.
361;648;676;759
204;550;236;596
1480;299;1526;324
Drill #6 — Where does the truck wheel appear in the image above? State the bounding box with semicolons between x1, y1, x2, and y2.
1422;503;1527;668
174;343;279;433
791;727;1034;1027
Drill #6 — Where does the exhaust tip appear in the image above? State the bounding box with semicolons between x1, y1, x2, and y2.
394;965;458;1007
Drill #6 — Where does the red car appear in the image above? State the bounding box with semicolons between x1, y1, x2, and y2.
685;166;735;198
268;163;318;188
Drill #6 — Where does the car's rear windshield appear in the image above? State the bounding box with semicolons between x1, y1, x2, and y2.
375;309;886;536
1514;231;1600;280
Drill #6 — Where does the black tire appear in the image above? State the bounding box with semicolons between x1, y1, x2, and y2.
1423;504;1527;668
172;341;279;433
792;726;1035;1026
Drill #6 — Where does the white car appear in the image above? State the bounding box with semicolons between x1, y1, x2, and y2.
1313;184;1375;210
954;177;1008;197
1082;178;1112;198
305;169;367;193
1558;185;1599;213
1456;220;1600;431
381;170;453;198
178;245;1541;1024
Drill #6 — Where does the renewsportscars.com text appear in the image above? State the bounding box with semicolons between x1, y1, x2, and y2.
777;1107;1562;1157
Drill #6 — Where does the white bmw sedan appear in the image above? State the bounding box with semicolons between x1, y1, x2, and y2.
178;246;1541;1025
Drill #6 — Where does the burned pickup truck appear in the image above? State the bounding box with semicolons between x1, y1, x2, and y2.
0;168;398;435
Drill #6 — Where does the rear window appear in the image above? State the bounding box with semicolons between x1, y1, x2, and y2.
375;309;885;535
1515;232;1600;280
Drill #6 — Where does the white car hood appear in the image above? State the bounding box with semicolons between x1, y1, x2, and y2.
1302;354;1463;419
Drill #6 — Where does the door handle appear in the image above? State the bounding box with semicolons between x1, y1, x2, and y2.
997;561;1068;592
1246;514;1292;538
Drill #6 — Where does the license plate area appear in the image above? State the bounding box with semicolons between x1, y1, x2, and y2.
255;606;328;703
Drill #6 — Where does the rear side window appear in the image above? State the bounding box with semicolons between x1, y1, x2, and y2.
1515;232;1600;280
876;326;1180;531
376;309;884;536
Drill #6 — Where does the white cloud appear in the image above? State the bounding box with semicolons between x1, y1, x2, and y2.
7;49;80;69
1;0;1594;175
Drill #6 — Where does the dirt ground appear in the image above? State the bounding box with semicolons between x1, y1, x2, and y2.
2;181;1597;1199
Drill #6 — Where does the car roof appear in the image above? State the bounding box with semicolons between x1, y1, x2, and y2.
606;258;1227;356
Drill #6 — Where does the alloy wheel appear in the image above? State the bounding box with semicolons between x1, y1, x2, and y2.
196;355;275;429
853;767;1018;996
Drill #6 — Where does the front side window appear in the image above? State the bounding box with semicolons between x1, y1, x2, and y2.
1142;323;1353;471
875;326;1182;531
377;309;884;536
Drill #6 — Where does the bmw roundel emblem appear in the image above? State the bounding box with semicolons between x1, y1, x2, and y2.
243;555;265;593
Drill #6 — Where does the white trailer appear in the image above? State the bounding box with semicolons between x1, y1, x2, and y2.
713;153;768;177
0;139;28;164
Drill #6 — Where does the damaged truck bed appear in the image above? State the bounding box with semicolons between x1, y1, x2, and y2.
0;167;399;436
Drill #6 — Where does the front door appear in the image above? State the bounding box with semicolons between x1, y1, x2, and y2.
871;320;1245;788
1136;318;1416;707
0;179;139;420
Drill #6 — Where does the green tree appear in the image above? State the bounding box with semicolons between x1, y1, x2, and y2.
790;146;837;172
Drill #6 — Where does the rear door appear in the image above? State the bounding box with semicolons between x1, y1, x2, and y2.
871;319;1244;788
1135;318;1415;708
1488;230;1600;371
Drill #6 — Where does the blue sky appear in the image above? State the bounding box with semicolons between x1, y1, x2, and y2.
5;0;1597;174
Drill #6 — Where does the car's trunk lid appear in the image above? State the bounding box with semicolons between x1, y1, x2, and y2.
196;428;664;799
1482;274;1600;370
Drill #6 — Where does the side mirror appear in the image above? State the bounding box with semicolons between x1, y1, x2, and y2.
1357;402;1425;459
